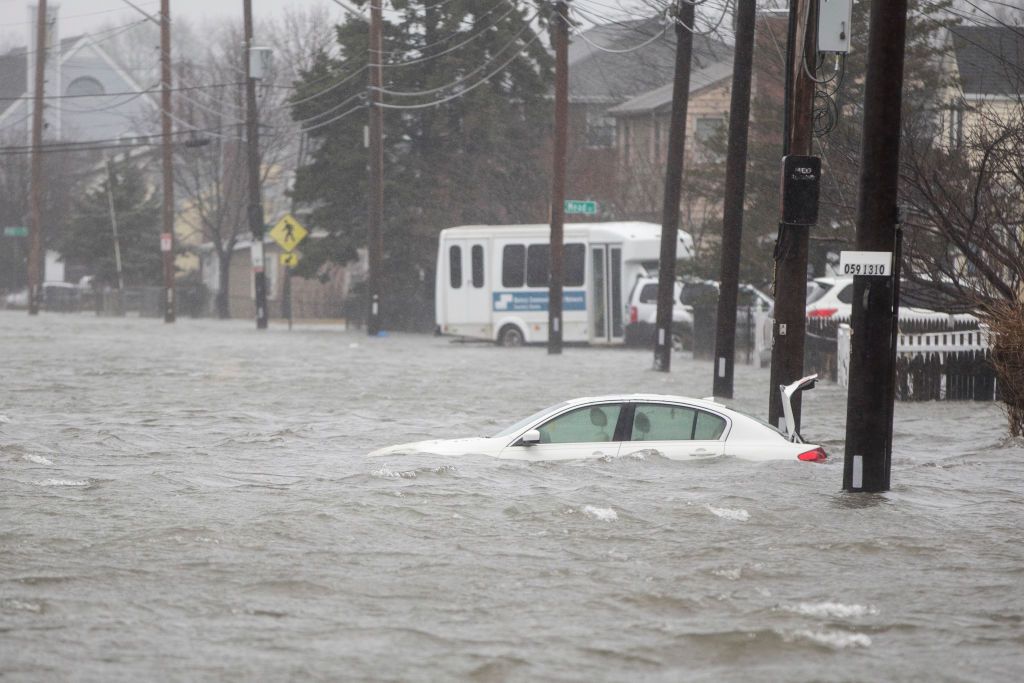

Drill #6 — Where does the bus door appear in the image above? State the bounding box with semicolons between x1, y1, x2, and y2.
589;244;624;343
445;240;488;325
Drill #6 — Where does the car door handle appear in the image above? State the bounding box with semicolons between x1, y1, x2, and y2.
689;448;711;457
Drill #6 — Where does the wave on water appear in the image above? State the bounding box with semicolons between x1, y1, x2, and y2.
582;505;618;521
0;414;11;423
34;479;90;487
786;629;872;649
22;455;54;466
370;464;458;480
785;601;878;619
706;504;750;521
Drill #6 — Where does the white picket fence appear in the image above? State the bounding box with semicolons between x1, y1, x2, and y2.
837;323;991;388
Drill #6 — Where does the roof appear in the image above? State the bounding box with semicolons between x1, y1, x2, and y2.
952;25;1024;97
607;58;734;116
0;36;84;116
568;18;730;105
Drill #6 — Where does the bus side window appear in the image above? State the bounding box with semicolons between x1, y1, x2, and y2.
565;243;585;286
502;244;525;288
449;245;462;289
471;245;484;288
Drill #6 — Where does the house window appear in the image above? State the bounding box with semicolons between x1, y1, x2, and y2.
66;76;105;97
948;105;964;149
695;117;726;159
585;109;616;148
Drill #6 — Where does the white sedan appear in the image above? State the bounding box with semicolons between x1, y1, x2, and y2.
370;377;827;463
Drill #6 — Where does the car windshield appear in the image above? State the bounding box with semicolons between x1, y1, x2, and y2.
492;401;569;438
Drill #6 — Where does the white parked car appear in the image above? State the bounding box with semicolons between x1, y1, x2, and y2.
370;376;827;463
806;276;971;322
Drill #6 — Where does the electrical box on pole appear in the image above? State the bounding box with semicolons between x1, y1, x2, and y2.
249;47;273;80
780;155;821;225
818;0;853;53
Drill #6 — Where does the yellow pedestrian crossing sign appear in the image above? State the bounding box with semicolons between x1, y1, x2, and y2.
269;214;308;252
280;252;299;267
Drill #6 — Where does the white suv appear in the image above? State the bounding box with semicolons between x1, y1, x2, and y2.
624;277;690;346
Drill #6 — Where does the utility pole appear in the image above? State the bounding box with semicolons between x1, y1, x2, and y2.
160;0;175;323
653;0;695;372
844;0;909;493
105;160;125;294
244;0;268;329
27;0;47;316
366;0;384;336
548;0;569;355
711;0;757;398
767;0;817;428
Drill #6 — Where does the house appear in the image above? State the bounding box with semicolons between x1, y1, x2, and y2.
565;17;732;220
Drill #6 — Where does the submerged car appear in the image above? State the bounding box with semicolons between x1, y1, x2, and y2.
370;376;826;463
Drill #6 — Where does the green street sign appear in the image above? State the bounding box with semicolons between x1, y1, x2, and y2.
564;200;597;216
3;226;28;237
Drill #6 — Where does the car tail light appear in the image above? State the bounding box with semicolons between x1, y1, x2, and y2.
797;447;827;463
629;305;638;324
807;308;838;318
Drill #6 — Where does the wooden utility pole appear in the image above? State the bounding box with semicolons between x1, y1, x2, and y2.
767;0;817;428
27;0;47;316
367;0;384;336
548;0;569;355
711;0;757;398
160;0;176;323
243;0;268;329
844;0;910;492
653;0;696;372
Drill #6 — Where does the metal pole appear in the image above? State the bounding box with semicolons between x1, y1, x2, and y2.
548;0;569;355
844;0;910;492
367;0;384;336
711;0;756;398
244;0;268;329
767;0;816;429
27;0;47;316
160;0;176;322
105;160;125;292
653;0;695;372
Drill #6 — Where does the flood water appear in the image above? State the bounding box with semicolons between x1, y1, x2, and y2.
2;311;1022;681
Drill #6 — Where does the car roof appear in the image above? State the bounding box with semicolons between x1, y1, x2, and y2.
563;394;729;411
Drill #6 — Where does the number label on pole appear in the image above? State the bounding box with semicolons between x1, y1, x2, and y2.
839;250;892;277
160;232;173;252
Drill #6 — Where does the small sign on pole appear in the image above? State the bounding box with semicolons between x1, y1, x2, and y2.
160;232;173;252
280;252;299;267
564;199;597;215
839;250;892;277
3;226;28;237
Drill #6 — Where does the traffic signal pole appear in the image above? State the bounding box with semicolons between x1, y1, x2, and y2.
547;0;569;355
767;0;817;429
843;0;910;492
653;0;696;373
243;0;268;329
711;0;756;398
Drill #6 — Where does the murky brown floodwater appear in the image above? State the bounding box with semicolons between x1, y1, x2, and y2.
2;311;1022;681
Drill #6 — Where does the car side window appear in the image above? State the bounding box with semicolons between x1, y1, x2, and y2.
536;404;622;444
631;404;726;441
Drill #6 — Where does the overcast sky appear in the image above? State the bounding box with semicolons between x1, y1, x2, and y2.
0;0;356;49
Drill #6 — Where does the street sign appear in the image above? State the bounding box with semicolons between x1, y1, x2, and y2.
280;252;299;267
160;232;173;252
3;226;28;237
839;250;892;277
269;214;308;252
564;199;597;215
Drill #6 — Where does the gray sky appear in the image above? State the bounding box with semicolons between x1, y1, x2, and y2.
0;0;353;49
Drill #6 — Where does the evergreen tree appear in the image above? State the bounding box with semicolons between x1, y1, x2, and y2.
290;0;552;329
58;158;162;287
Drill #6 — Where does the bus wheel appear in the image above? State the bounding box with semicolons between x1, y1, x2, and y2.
498;324;525;347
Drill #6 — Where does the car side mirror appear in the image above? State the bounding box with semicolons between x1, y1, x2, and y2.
520;429;541;446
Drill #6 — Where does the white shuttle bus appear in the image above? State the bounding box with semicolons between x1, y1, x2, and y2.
435;222;693;346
